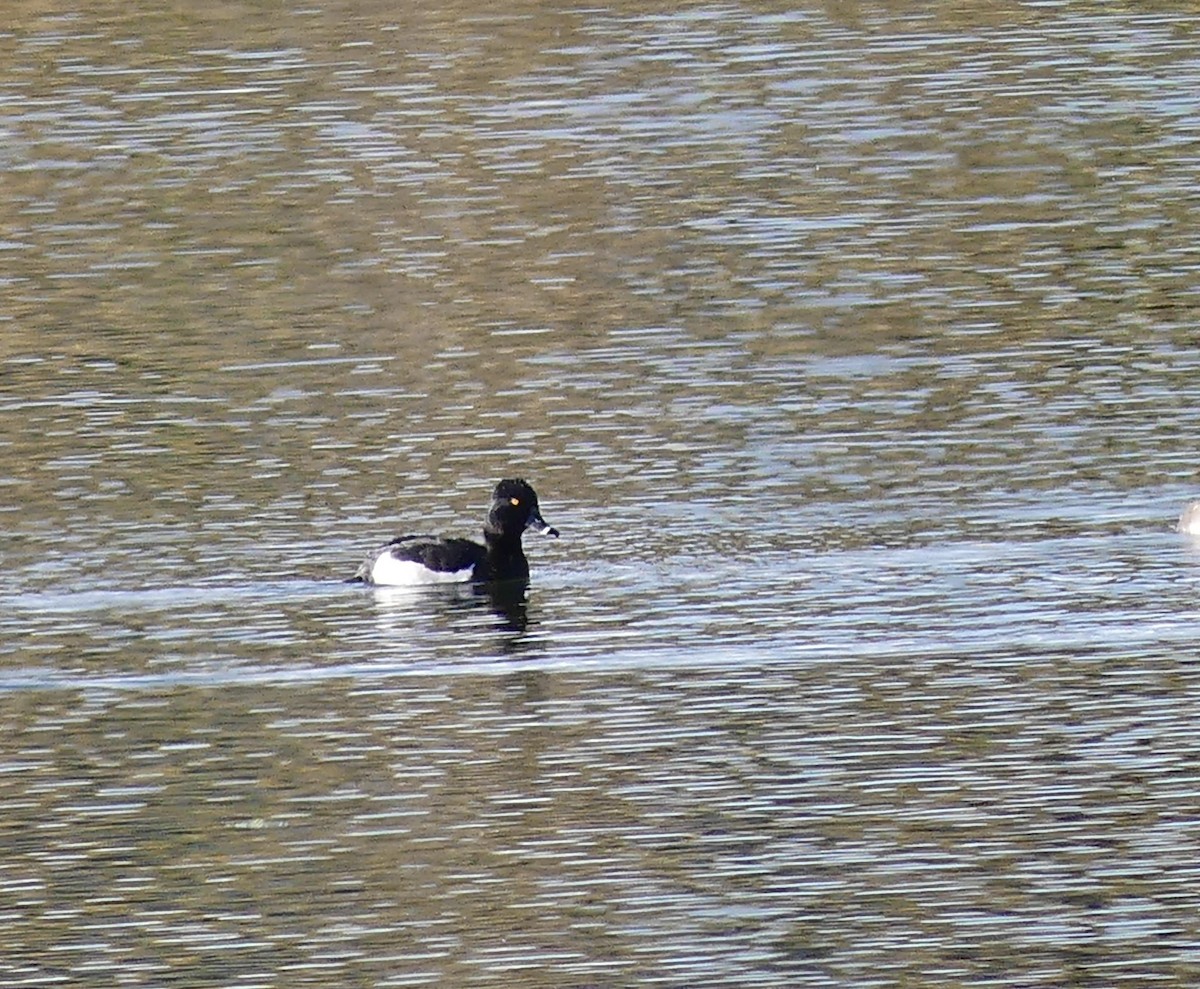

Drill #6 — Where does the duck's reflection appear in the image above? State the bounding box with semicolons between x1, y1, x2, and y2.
365;578;535;651
477;578;530;634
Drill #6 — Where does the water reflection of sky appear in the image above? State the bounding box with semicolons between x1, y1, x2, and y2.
5;4;1200;986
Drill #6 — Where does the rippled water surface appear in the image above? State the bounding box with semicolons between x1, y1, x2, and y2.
5;1;1200;985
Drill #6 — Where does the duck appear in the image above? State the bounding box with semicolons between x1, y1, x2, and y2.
1179;501;1200;536
352;478;558;586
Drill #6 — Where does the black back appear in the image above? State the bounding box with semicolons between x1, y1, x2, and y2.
385;535;486;573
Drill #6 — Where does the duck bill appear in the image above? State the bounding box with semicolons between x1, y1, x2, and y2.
526;513;559;538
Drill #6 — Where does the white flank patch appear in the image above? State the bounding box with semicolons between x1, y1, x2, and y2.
370;554;474;587
1181;501;1200;536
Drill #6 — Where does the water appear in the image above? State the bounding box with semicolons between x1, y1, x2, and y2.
4;1;1200;985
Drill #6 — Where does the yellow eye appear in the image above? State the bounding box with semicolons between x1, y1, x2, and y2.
510;497;521;506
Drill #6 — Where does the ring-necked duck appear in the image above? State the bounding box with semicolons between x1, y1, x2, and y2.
1180;501;1200;536
352;478;559;586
